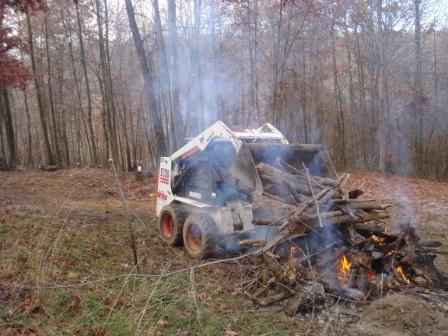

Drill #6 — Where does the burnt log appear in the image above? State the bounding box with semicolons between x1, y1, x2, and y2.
331;286;367;301
409;254;448;289
348;189;364;199
334;199;392;211
282;282;325;316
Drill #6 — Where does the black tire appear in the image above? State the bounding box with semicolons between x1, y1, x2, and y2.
183;212;219;259
158;204;186;246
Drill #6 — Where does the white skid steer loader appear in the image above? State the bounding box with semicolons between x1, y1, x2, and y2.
156;121;328;259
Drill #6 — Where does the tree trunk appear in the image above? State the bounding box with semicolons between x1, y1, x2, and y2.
95;0;120;168
23;89;33;167
248;0;259;123
66;11;93;165
75;0;98;165
103;0;119;166
124;0;167;158
153;0;177;151
168;0;185;143
376;0;388;173
353;20;368;168
330;20;346;167
271;1;284;125
0;86;16;169
413;0;424;174
45;14;61;167
26;10;55;166
253;0;260;121
186;0;204;133
0;117;5;169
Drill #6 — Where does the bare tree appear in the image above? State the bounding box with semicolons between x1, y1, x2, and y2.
124;0;166;159
26;9;55;166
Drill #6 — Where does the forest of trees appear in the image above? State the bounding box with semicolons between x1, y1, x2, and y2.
1;0;447;179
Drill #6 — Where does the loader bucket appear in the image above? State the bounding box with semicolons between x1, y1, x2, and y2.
229;143;329;195
229;144;263;194
246;143;329;177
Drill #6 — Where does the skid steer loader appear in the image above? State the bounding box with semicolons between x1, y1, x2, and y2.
156;121;328;259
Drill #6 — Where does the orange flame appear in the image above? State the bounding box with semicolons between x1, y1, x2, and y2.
340;255;352;274
396;265;411;285
337;254;352;285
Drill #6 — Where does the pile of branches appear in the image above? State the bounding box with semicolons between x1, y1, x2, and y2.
239;162;447;315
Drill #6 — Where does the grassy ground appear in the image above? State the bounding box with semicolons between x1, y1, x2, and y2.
0;169;330;336
0;169;447;335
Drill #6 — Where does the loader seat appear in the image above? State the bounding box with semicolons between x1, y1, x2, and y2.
175;138;250;205
207;139;240;204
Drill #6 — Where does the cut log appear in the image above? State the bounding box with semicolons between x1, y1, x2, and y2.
317;189;340;209
334;199;392;211
279;188;331;231
252;219;274;226
239;239;267;248
318;177;340;187
309;212;389;228
416;240;442;248
278;158;342;189
258;291;290;306
345;223;367;245
262;191;293;204
257;162;320;196
354;221;388;233
417;248;448;255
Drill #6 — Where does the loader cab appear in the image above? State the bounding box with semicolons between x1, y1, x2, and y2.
172;138;250;206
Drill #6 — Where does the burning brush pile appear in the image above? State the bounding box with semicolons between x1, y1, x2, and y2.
239;161;448;314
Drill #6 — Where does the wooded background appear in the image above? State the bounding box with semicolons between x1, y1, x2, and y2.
0;0;447;179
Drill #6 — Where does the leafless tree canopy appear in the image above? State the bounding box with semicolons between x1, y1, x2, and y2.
1;0;447;178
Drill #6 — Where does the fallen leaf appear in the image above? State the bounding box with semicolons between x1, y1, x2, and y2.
24;297;42;314
222;326;239;336
218;303;228;312
157;318;169;328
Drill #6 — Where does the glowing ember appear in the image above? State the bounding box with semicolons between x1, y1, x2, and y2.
367;269;377;281
288;245;298;263
372;235;385;245
386;250;395;256
396;265;411;285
